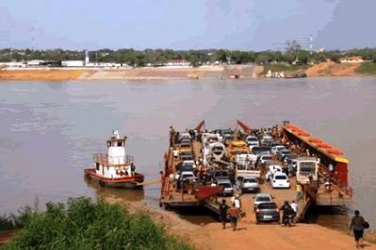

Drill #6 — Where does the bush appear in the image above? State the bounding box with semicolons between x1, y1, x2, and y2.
3;197;193;250
356;62;376;74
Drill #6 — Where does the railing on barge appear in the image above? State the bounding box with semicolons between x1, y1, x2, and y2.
281;122;353;205
93;153;134;166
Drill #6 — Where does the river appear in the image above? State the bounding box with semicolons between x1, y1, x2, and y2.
0;78;375;231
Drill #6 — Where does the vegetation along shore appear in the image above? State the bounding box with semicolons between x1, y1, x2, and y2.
1;46;376;81
1;196;375;250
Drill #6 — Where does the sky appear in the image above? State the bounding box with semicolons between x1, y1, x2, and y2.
0;0;375;51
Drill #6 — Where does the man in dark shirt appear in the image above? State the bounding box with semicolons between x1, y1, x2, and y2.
219;199;229;229
280;200;294;224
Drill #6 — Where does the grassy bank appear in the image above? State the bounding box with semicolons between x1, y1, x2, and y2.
1;197;192;250
356;62;376;75
262;64;309;74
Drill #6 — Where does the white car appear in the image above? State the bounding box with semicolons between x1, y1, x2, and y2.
245;135;260;147
271;173;290;189
217;179;234;196
261;134;274;145
256;154;273;166
266;164;283;181
182;160;196;169
271;145;286;155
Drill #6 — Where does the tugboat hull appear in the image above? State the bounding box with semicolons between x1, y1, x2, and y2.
84;168;144;189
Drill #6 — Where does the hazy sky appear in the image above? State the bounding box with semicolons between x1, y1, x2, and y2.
0;0;375;50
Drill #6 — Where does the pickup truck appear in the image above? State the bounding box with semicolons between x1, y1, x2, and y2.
235;176;260;193
235;153;261;179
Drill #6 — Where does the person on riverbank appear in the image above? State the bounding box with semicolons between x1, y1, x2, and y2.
232;194;242;210
290;200;298;223
349;210;366;249
219;199;229;229
279;201;294;225
228;203;240;231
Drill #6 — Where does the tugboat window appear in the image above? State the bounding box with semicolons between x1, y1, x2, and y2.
96;163;100;170
118;142;123;147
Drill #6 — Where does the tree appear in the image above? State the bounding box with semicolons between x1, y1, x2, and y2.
214;49;227;63
285;40;302;52
255;54;270;65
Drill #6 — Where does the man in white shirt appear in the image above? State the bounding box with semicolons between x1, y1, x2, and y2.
290;200;298;223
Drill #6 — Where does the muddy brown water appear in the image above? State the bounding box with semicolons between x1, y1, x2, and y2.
0;78;375;232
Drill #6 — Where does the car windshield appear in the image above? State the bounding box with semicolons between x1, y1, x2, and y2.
256;196;271;202
262;156;272;160
182;174;194;179
299;162;316;174
219;183;232;188
252;147;271;154
214;171;228;177
275;175;287;180
258;203;277;209
244;179;257;183
280;149;291;154
181;165;193;171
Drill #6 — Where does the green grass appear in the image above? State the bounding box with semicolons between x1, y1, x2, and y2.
356;62;376;75
263;64;309;74
1;197;193;250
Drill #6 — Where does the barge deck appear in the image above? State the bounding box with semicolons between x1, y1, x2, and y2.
160;120;352;222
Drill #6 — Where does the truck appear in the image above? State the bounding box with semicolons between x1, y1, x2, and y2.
234;153;261;179
295;157;319;184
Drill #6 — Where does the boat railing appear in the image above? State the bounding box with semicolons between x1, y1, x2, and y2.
318;170;353;197
93;153;134;166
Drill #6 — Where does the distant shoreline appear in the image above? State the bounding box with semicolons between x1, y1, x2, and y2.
0;63;373;81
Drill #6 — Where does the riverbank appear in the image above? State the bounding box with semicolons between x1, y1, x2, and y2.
106;197;376;250
1;62;374;81
0;65;254;81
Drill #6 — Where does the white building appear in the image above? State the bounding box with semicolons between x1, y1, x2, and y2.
27;60;45;66
62;60;84;67
166;59;190;67
340;56;364;64
0;62;26;68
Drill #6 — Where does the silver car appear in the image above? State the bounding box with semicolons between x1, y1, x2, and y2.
253;193;273;210
236;176;260;193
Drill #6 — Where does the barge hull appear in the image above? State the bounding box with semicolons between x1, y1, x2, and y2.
84;168;143;189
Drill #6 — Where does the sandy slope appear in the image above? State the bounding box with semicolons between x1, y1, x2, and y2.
0;65;256;81
305;62;361;77
0;69;90;81
107;198;375;250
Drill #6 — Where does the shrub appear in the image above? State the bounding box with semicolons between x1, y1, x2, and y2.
3;197;193;250
356;62;376;74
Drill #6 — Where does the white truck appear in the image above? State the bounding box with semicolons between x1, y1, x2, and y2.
295;157;319;184
234;153;261;179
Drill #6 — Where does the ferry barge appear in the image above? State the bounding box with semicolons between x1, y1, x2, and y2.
160;120;352;221
84;130;144;189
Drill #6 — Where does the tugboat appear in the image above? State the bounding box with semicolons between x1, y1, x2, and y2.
84;130;144;189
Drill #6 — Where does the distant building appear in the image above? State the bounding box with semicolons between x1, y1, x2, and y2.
166;59;190;67
62;60;84;67
340;56;364;64
85;50;89;65
27;60;45;66
85;62;123;68
0;62;26;68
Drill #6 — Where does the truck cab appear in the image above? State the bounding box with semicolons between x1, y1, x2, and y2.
295;157;319;184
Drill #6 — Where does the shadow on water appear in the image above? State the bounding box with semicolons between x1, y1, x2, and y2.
172;207;219;226
83;177;145;202
306;205;350;232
